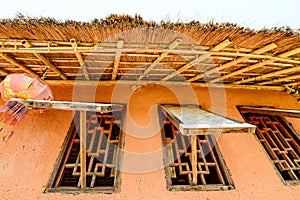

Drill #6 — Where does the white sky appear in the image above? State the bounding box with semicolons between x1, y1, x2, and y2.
0;0;299;29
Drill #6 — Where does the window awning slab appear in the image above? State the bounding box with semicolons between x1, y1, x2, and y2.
161;105;256;135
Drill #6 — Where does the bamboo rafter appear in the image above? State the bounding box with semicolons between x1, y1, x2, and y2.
112;40;124;80
138;38;182;80
162;39;231;81
188;43;278;82
235;65;300;85
0;52;41;80
70;38;90;80
211;47;300;83
22;40;67;80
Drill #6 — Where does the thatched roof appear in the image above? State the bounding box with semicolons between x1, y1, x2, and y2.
0;15;300;101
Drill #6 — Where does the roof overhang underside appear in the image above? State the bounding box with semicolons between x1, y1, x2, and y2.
0;16;299;101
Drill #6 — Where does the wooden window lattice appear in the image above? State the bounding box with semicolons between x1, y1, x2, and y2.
239;110;300;183
46;111;123;193
161;118;234;191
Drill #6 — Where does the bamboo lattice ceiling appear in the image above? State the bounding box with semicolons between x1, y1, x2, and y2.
0;15;299;101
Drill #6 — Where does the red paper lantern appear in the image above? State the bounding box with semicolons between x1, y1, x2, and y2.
0;74;53;125
0;74;53;102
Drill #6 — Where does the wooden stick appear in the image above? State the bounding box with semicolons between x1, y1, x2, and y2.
191;135;197;186
0;53;41;80
22;40;67;80
111;40;124;80
45;79;285;91
211;60;274;83
138;38;182;80
70;38;90;80
228;48;300;84
80;111;87;188
235;64;300;85
259;73;300;85
240;106;300;118
163;39;231;81
188;43;278;82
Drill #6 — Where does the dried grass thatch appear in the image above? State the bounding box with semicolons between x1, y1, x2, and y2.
0;14;300;101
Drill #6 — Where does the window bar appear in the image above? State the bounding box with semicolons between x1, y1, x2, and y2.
191;135;198;185
80;111;87;188
54;130;76;188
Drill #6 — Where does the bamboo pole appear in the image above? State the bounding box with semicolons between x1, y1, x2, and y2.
163;39;231;81
111;40;124;80
240;106;300;118
22;40;67;80
188;43;278;82
0;53;41;80
259;73;300;85
211;59;274;83
80;111;87;188
138;38;182;80
231;49;300;84
70;38;90;80
45;79;285;91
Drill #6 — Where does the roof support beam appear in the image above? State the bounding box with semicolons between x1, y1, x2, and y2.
239;106;300;118
22;40;67;80
210;45;299;83
232;48;300;85
246;65;300;85
163;39;231;81
261;73;300;85
111;40;124;80
70;39;90;80
45;80;285;91
138;38;182;80
0;52;41;79
188;43;278;82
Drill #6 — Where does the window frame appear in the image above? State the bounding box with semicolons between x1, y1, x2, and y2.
237;106;300;186
45;109;125;194
159;105;235;191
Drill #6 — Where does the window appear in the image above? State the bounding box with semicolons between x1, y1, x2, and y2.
46;110;124;194
238;106;300;185
159;105;248;191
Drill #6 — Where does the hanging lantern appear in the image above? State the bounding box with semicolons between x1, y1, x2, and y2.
0;74;53;125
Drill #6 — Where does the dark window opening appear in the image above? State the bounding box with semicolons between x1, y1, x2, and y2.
161;117;234;191
238;107;300;185
46;110;124;194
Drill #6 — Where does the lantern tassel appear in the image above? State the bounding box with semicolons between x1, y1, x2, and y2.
0;99;29;125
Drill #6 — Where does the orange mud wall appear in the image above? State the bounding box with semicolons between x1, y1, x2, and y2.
0;83;300;200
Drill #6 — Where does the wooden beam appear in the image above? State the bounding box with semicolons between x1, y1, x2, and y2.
278;47;300;58
239;106;300;118
138;38;182;80
211;60;274;83
163;39;231;81
162;54;210;81
232;49;300;84
188;43;278;82
80;111;87;188
285;82;300;87
211;47;300;83
70;39;90;80
191;135;198;186
260;73;300;85
22;40;67;80
45;79;285;91
0;53;41;79
112;40;124;80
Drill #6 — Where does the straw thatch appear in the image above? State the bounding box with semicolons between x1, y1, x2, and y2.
0;14;300;101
